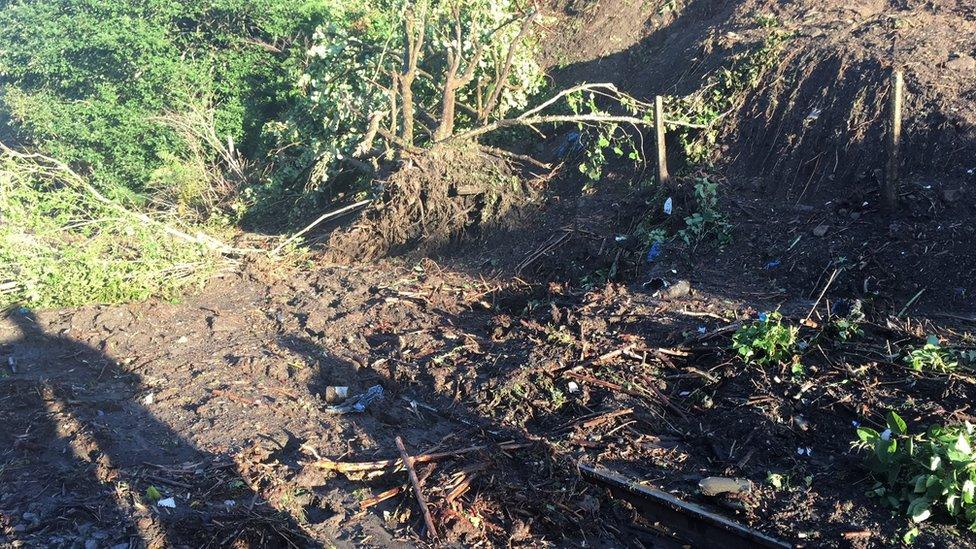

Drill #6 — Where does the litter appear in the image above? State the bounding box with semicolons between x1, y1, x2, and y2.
663;197;673;215
325;386;349;404
556;131;583;158
646;242;662;263
765;260;781;269
157;497;176;508
660;280;691;300
324;385;384;414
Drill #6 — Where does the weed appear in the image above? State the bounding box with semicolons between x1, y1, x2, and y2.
854;411;976;531
546;326;575;346
732;311;799;367
666;17;793;164
677;177;732;248
830;301;865;342
906;336;960;373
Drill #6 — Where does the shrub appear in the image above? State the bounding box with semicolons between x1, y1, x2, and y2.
0;0;334;205
0;150;220;309
255;0;546;223
855;412;976;531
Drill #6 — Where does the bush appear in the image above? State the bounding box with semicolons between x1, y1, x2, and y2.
0;0;333;205
0;150;221;309
855;412;976;531
253;0;546;224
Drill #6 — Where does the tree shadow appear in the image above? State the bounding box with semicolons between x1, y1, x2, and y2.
0;309;314;548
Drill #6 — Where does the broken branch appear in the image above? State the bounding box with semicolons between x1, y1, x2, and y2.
396;436;438;541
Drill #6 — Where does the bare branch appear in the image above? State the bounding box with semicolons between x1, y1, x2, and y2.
479;10;539;123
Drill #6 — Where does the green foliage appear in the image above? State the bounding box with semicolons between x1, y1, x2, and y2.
566;91;643;183
906;336;960;373
831;302;865;342
262;0;546;220
665;16;793;164
0;0;333;202
732;311;799;367
145;485;163;503
855;412;976;531
0;152;219;309
678;177;731;247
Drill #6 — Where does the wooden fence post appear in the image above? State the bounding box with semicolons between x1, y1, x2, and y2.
654;95;671;189
883;70;903;211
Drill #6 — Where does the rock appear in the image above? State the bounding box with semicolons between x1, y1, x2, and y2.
812;224;829;237
699;476;753;496
947;54;976;72
660;280;692;300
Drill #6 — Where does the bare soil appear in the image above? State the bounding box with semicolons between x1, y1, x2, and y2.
3;0;976;547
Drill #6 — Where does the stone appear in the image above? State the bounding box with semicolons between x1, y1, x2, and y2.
947;54;976;72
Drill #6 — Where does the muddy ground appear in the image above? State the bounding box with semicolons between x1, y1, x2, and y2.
2;217;976;547
3;0;976;547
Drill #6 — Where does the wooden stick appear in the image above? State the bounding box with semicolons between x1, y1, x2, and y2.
805;268;840;321
272;199;372;254
655;96;671;189
580;407;634;429
883;70;903;211
580;464;790;549
311;441;528;473
359;486;404;511
395;436;438;541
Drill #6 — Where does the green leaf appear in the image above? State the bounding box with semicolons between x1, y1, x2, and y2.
145;485;163;502
887;411;908;436
963;479;975;504
955;433;973;456
908;497;932;523
857;426;880;443
902;527;920;545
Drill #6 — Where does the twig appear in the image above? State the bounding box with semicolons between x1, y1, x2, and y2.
805;268;839;321
271;199;372;255
395;436;438;541
579;408;634;429
897;288;926;318
359;486;404;511
310;441;528;473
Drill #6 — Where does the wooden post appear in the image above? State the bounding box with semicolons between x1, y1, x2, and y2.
883;70;903;211
654;95;671;189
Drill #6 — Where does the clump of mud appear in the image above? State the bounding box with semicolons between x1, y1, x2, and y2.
327;144;531;262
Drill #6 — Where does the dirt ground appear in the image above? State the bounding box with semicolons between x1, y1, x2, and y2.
3;0;976;547
2;208;976;548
